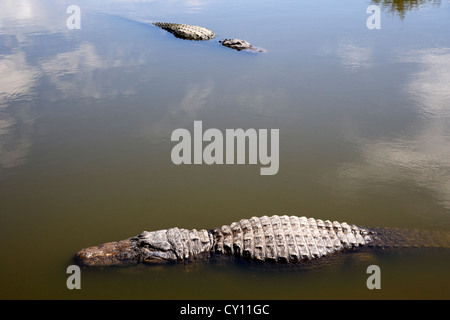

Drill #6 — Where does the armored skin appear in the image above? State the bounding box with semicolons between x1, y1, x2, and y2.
152;22;216;41
74;215;450;267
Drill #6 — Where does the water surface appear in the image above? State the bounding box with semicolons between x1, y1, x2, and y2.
0;0;449;299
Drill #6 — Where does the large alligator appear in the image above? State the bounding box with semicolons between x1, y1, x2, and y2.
152;22;266;53
74;215;450;267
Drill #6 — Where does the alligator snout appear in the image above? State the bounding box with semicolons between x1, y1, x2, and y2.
74;239;140;267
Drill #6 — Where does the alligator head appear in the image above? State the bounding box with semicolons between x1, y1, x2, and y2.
74;230;179;267
220;39;266;53
74;239;141;267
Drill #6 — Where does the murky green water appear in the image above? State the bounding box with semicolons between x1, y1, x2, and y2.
1;0;449;300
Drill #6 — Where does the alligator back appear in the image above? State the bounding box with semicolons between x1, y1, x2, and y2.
211;216;370;262
152;22;216;40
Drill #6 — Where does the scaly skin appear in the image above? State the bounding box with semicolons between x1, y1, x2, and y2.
73;215;450;267
153;22;216;41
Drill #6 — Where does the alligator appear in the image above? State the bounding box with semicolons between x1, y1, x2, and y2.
74;215;450;267
152;22;266;53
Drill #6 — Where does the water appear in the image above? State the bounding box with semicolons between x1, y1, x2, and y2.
0;0;449;299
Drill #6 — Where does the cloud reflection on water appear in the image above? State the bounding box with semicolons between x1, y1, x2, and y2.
336;48;450;209
337;41;373;71
0;1;150;169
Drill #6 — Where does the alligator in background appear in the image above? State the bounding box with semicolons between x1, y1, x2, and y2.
152;22;266;53
74;215;450;267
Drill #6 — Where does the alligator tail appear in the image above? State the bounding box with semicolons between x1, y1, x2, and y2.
367;227;450;249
